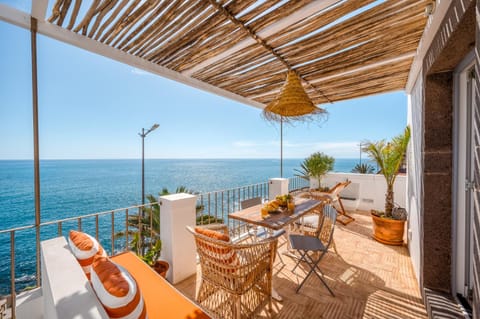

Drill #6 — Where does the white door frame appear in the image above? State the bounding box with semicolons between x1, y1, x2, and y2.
452;50;475;299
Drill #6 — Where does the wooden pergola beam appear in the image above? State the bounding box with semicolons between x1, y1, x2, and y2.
182;0;342;76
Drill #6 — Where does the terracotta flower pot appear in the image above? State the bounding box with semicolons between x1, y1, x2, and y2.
152;260;169;278
371;212;406;246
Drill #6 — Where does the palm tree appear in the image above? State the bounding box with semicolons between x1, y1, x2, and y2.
117;186;200;256
119;186;219;256
351;163;375;174
362;126;411;217
294;152;335;187
121;194;160;256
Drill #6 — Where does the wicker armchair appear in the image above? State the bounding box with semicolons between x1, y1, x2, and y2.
187;224;277;319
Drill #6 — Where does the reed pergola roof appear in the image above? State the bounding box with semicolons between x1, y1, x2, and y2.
45;0;429;108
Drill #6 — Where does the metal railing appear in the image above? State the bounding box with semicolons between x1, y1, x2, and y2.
289;175;309;192
195;176;308;237
197;181;269;237
0;176;308;318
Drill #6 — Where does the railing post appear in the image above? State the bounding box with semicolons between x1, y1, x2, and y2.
111;212;115;256
10;231;15;319
95;215;99;241
214;192;218;221
269;178;289;200
159;193;197;284
125;209;129;250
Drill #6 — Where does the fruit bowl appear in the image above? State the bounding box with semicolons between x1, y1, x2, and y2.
263;199;282;213
275;194;292;207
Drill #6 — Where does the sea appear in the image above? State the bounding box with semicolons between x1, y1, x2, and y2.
0;158;360;294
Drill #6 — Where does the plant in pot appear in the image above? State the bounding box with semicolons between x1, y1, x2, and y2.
362;126;411;245
129;233;169;277
294;152;335;191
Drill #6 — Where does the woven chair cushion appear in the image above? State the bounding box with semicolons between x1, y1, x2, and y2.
91;255;147;319
194;227;239;270
194;227;230;242
68;230;106;279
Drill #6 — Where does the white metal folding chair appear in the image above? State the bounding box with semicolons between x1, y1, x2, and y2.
240;197;286;265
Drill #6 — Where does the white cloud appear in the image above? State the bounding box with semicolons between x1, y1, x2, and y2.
131;68;152;76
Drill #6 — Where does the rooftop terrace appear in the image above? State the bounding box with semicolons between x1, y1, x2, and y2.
175;209;426;319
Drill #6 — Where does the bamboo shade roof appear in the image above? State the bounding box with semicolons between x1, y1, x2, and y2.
46;0;429;107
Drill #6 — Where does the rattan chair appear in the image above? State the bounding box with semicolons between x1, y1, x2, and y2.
187;224;278;319
289;204;337;295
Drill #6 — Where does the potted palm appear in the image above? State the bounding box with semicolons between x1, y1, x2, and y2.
362;126;410;245
126;194;170;277
294;152;335;190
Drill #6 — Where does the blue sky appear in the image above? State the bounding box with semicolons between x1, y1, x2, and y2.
0;19;407;160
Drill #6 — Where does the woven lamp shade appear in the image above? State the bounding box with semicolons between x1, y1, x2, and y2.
263;71;327;123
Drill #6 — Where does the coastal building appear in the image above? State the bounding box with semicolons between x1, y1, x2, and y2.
0;1;478;318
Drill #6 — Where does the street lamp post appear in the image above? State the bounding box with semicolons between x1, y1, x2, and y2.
359;142;363;165
137;124;159;256
139;124;159;205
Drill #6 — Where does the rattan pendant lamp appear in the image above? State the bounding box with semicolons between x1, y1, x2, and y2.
263;71;326;123
202;1;328;177
263;70;327;177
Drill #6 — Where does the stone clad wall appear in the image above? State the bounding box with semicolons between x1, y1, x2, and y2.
421;0;475;293
423;71;453;292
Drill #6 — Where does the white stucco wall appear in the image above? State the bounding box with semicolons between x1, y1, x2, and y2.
313;172;407;212
406;72;424;283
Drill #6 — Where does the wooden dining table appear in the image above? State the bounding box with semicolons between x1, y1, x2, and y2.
229;197;324;231
228;196;324;302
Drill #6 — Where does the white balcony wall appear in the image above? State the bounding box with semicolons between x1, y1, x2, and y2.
406;73;423;283
312;172;407;212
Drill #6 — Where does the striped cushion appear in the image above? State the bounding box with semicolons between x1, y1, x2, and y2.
91;255;147;319
68;230;106;279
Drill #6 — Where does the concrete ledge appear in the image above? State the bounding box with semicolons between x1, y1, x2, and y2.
16;287;43;319
41;237;108;319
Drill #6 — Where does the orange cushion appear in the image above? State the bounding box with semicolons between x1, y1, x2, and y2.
68;230;106;279
111;252;210;319
194;227;238;269
194;227;229;242
91;255;147;319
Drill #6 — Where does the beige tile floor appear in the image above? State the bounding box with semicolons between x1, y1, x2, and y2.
175;210;427;318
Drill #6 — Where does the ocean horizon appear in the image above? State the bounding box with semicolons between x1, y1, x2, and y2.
0;157;370;294
0;158;368;228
